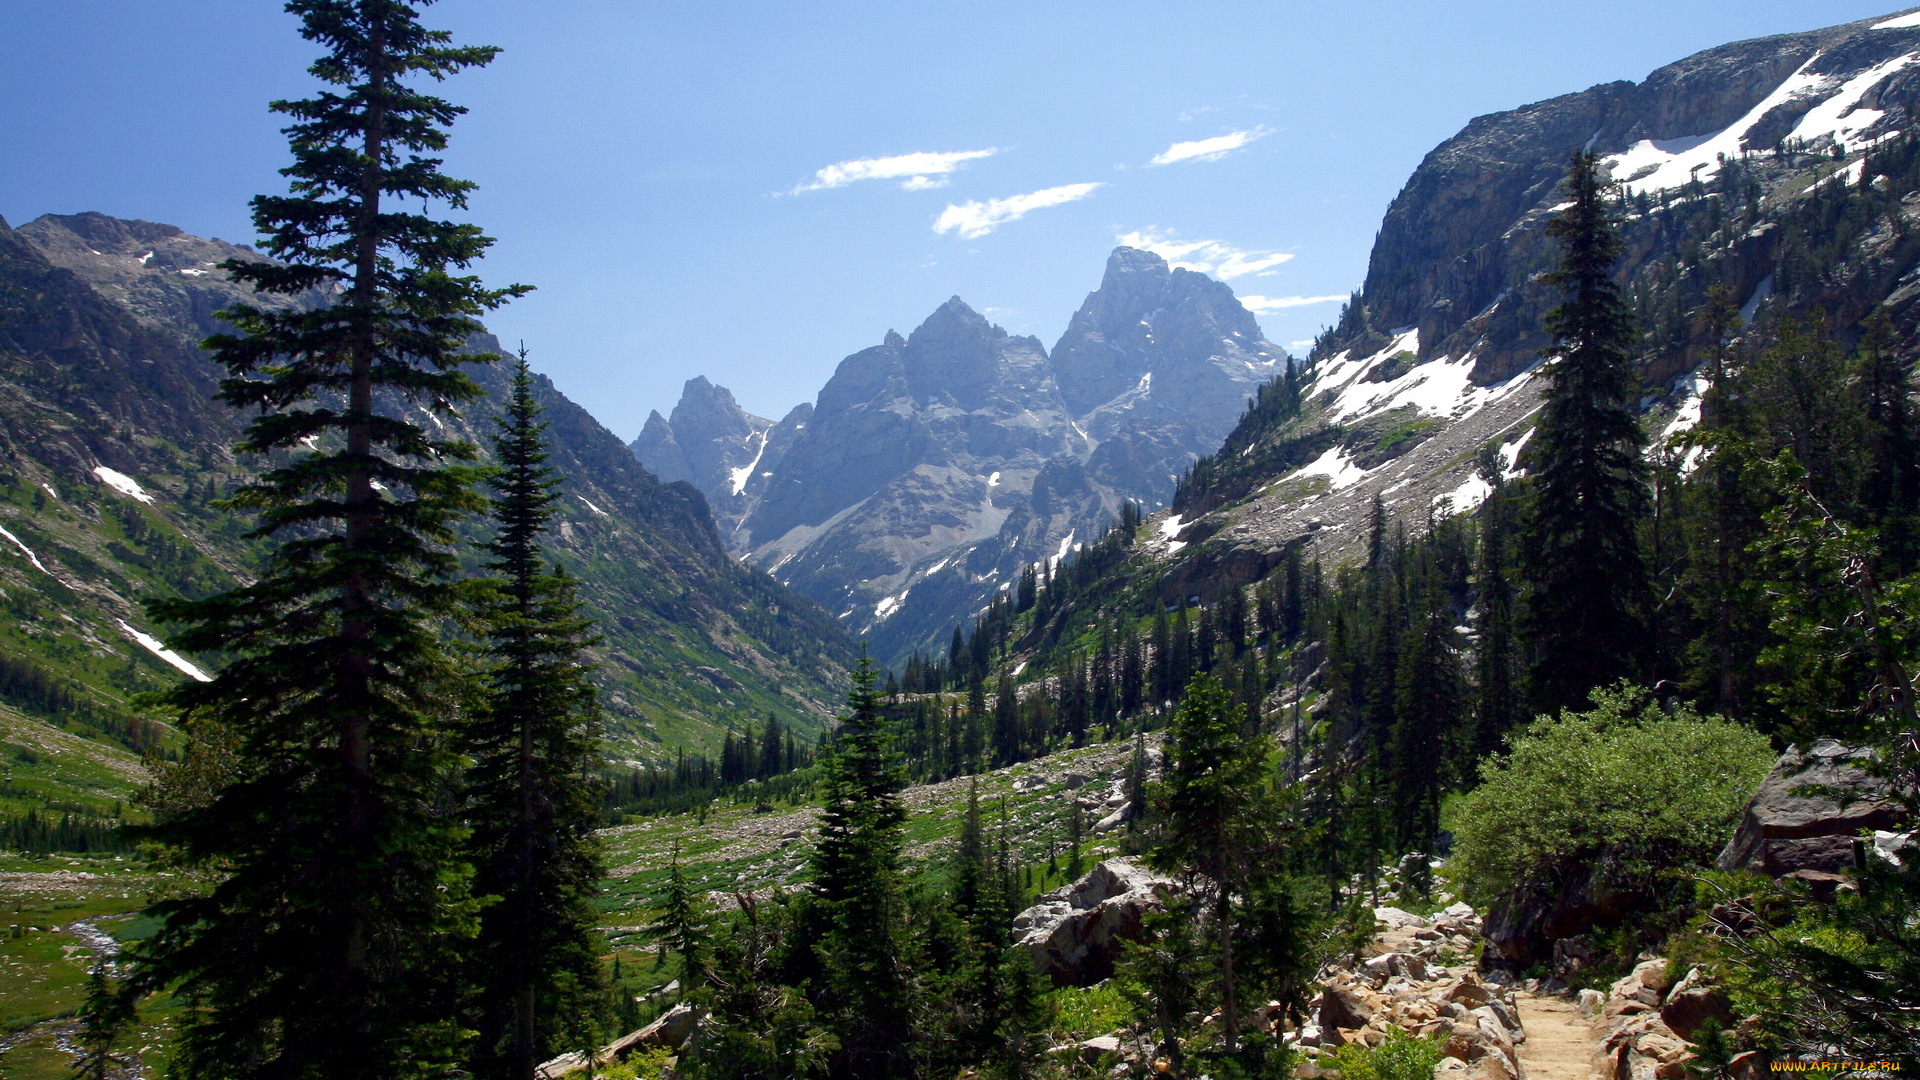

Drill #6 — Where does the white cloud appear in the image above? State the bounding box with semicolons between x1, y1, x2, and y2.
1117;228;1292;279
1239;294;1348;315
1149;127;1268;166
934;183;1104;239
793;148;997;193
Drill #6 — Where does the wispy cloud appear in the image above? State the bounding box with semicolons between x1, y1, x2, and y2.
935;183;1104;239
1239;294;1348;315
1149;127;1268;166
1117;229;1291;279
792;149;998;194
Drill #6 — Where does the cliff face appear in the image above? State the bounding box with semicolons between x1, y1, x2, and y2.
1330;10;1920;385
633;249;1289;662
0;212;857;762
967;8;1920;662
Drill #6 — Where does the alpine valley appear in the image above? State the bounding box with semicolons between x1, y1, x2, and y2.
6;5;1920;1078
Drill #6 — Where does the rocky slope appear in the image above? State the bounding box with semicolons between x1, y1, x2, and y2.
632;247;1288;662
982;7;1920;652
0;210;857;798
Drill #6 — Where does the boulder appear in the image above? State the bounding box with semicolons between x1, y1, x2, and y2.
1659;967;1733;1040
609;1002;701;1055
1374;906;1432;930
1716;740;1905;876
1483;857;1643;969
1013;858;1179;985
1078;1035;1122;1063
537;1002;704;1077
1444;972;1492;1007
1629;959;1673;997
1319;984;1376;1032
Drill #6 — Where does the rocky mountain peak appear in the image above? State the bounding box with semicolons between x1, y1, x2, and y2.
669;376;759;444
1338;10;1920;384
901;296;1049;411
632;246;1288;661
1052;246;1285;422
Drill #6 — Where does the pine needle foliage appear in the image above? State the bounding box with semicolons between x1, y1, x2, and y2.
1151;672;1273;1052
809;652;915;1079
466;353;606;1079
120;2;525;1075
1523;151;1650;713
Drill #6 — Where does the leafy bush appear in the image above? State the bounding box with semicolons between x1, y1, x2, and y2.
1046;977;1136;1041
599;1046;675;1080
1445;684;1774;905
1327;1027;1445;1080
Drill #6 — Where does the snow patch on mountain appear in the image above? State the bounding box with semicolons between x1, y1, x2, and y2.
92;466;152;504
117;619;211;682
729;427;771;496
1293;445;1369;491
1433;474;1494;515
0;525;56;578
1608;50;1917;196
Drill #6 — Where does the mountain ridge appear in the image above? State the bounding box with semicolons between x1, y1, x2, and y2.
632;246;1291;662
0;210;858;783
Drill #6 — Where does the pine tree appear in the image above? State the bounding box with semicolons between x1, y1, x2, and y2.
1152;673;1271;1052
655;847;710;988
465;354;607;1079
1522;150;1650;713
1390;561;1461;850
1470;476;1522;764
810;653;915;1079
123;4;523;1074
1856;311;1920;574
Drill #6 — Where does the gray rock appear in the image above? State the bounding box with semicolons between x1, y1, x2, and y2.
1012;858;1180;985
1660;966;1733;1040
1716;740;1905;876
1318;984;1375;1032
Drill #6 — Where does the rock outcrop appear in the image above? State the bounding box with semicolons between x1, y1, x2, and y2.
1716;739;1905;882
1012;858;1181;985
536;1002;704;1078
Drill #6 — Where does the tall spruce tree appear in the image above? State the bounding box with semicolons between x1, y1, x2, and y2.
123;3;523;1074
1522;150;1649;713
1389;560;1462;850
810;653;915;1079
1151;673;1272;1053
466;354;606;1079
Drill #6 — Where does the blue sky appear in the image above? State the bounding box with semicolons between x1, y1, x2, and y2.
1;1;1905;436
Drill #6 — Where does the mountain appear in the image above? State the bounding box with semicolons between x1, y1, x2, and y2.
0;210;857;805
631;247;1289;662
982;7;1920;665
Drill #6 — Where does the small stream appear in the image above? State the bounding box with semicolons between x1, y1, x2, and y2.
0;918;147;1079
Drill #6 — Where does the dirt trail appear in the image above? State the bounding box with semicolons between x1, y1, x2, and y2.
1515;991;1598;1080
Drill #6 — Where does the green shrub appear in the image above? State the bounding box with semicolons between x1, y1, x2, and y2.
1047;977;1136;1041
1327;1027;1445;1080
599;1046;675;1080
1445;684;1775;906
